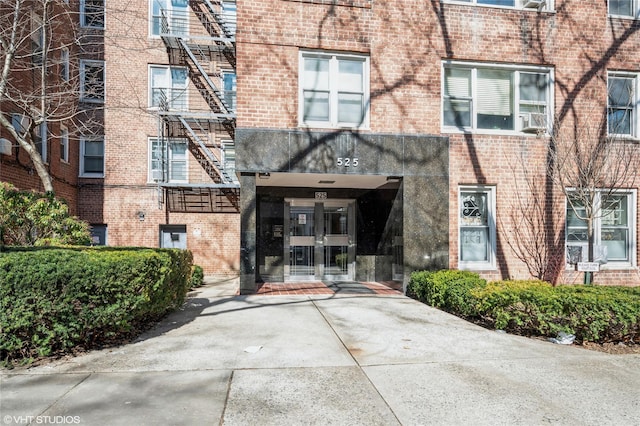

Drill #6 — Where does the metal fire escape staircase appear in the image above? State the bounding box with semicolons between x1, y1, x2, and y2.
157;0;238;213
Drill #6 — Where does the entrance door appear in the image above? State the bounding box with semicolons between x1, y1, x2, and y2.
160;225;187;249
285;199;355;281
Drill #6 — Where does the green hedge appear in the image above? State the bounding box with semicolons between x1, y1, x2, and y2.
407;270;487;318
0;247;193;367
408;270;640;344
189;265;204;288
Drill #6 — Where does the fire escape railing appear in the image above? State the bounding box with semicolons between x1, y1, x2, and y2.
156;1;238;213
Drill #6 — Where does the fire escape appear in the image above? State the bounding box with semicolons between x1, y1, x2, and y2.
157;0;238;213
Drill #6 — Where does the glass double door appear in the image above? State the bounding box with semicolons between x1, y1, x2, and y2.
285;199;355;282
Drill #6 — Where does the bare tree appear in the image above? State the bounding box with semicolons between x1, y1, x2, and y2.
0;0;102;193
500;149;565;284
548;94;640;283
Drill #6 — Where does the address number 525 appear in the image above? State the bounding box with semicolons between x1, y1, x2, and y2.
336;157;359;167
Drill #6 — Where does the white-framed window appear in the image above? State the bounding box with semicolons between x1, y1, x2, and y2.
150;0;188;36
149;65;188;110
11;114;29;137
34;120;47;163
60;48;69;81
608;72;638;138
80;60;105;103
566;190;636;268
60;127;69;163
81;0;105;29
608;0;640;18
299;51;370;129
222;0;237;36
80;136;104;177
442;62;553;134
444;0;552;11
459;186;496;270
31;12;43;64
222;71;236;111
11;114;46;162
149;138;188;182
221;139;237;183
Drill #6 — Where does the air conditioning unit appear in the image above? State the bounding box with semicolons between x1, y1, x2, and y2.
521;112;547;133
523;0;545;9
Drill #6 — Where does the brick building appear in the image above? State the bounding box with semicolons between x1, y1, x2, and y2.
2;0;640;290
233;0;640;292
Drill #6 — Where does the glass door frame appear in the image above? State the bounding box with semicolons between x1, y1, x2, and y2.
284;198;356;282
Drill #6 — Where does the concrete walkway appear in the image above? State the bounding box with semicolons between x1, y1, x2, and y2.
1;278;639;425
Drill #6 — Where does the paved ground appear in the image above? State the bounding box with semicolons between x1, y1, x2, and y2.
1;277;639;425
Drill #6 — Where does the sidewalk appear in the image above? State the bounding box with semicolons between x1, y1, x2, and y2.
1;277;639;425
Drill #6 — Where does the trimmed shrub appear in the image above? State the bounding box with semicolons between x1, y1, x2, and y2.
408;270;640;345
473;281;640;343
189;265;204;288
0;247;192;367
408;270;486;318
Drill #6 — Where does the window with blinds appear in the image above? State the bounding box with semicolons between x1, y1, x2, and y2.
443;63;551;133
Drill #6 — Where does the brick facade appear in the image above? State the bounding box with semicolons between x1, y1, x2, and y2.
3;0;639;284
237;0;640;285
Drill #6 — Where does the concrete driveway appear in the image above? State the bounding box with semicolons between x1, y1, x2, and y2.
1;278;639;425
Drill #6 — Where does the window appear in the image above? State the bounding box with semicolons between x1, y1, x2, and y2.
221;139;237;182
608;73;638;137
11;114;46;161
81;0;105;29
150;65;188;110
60;127;69;163
80;136;104;177
222;71;236;111
608;0;640;17
34;120;47;162
31;13;43;64
149;138;188;182
150;0;188;36
566;190;636;267
300;52;370;128
11;114;29;137
80;60;105;103
443;62;552;133
222;1;237;36
60;48;69;81
446;0;552;11
459;186;496;269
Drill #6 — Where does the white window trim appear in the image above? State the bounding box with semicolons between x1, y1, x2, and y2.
608;0;640;18
60;48;70;81
80;136;105;178
298;50;370;130
221;138;238;183
458;185;497;271
35;120;47;163
607;71;639;140
149;0;189;37
565;189;637;270
148;137;189;183
80;0;105;29
148;64;189;110
442;61;554;136
80;60;105;103
60;126;69;163
443;0;554;12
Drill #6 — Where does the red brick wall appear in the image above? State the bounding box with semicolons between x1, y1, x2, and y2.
84;0;240;276
237;0;640;285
